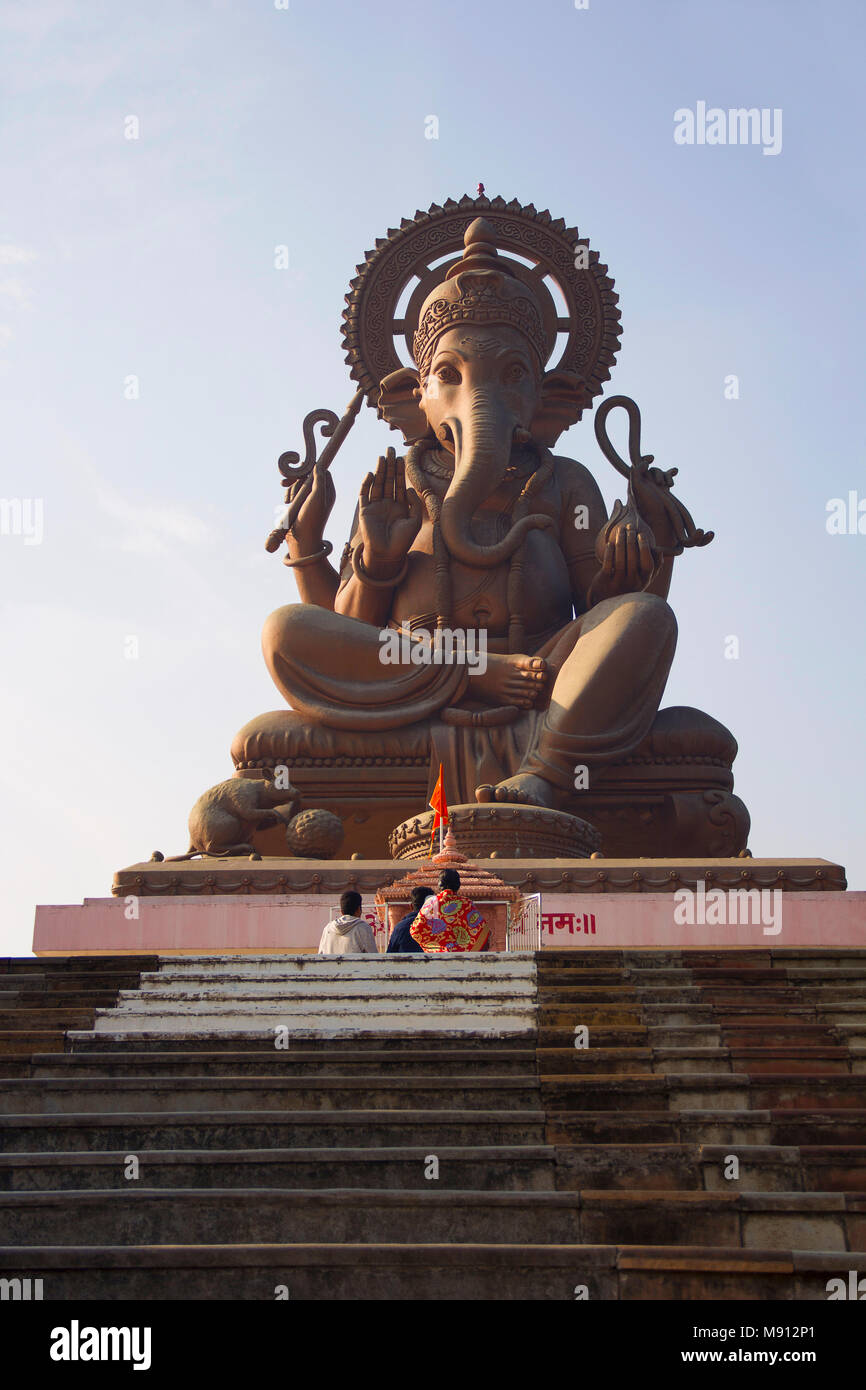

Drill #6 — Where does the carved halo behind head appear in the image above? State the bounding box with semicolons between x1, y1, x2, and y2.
341;195;622;449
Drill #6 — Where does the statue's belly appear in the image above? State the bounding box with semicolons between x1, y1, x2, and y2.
391;530;573;645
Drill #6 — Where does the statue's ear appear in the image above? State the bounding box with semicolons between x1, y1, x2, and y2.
531;370;590;448
377;367;430;444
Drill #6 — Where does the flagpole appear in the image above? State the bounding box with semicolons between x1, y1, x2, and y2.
429;762;447;860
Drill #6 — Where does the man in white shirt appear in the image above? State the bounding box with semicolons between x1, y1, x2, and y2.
317;890;379;954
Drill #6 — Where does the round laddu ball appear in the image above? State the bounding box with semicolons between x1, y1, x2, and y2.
285;808;344;859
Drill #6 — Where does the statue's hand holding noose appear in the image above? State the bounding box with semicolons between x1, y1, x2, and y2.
592;396;713;598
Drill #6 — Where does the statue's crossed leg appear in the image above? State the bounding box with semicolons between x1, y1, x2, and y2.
262;590;676;811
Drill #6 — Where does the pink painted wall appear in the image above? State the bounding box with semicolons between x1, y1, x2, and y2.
33;896;356;956
32;890;866;955
538;892;866;948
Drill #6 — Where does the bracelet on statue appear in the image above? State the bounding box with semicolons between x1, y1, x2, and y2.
351;546;409;588
283;540;333;569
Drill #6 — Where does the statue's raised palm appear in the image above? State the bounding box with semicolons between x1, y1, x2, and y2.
359;448;423;573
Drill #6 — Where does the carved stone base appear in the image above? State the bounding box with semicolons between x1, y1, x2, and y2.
584;789;751;859
230;704;751;860
389;804;602;861
36;872;858;958
111;855;847;899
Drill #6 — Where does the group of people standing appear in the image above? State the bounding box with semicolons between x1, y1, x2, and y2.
317;869;489;955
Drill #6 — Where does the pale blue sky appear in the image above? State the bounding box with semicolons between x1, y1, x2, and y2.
1;0;864;955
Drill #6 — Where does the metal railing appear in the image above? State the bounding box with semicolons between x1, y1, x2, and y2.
506;893;542;951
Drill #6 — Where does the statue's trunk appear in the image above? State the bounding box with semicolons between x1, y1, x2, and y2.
439;391;549;569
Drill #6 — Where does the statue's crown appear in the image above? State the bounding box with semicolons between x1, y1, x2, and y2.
412;218;549;372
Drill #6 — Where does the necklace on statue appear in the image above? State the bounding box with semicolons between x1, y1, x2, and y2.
420;447;538;483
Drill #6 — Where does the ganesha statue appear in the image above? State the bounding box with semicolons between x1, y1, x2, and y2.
232;195;750;860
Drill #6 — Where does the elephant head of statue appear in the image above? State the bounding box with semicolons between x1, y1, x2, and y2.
377;218;590;568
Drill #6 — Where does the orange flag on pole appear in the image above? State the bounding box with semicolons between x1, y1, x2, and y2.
429;763;448;854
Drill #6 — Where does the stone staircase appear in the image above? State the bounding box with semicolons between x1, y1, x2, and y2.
0;956;158;1060
1;949;865;1298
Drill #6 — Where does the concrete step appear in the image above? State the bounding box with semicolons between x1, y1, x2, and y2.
0;1241;859;1299
18;1071;866;1119
82;991;537;1039
21;1049;539;1079
4;1141;865;1196
540;1006;644;1027
2;1186;863;1250
548;1025;725;1046
540;987;866;1010
0;1145;556;1192
717;1026;842;1045
545;1109;866;1146
0;973;149;990
149;956;535;975
81;1013;536;1040
700;1145;866;1193
0;1009;96;1030
537;1047;855;1076
63;956;539;1041
0;1075;540;1115
726;1050;857;1075
775;969;866;982
539;950;866;968
0;1060;31;1079
0;958;150;1071
693;951;866;965
0;992;132;1010
817;1005;866;1023
0;1033;66;1058
540;1073;866;1110
554;1143;866;1192
540;1003;864;1028
0;978;140;990
0;1109;547;1152
0;975;145;990
576;1189;865;1250
129;981;537;1001
0;957;158;974
538;967;866;986
0;1188;585;1246
66;1033;534;1054
539;970;662;986
536;1024;843;1048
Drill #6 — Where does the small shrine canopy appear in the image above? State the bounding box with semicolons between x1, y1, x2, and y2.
376;827;522;908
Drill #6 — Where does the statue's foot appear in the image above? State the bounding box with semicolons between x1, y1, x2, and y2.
471;653;547;709
475;773;561;809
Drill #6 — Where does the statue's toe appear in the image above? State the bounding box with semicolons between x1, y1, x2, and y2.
480;776;556;808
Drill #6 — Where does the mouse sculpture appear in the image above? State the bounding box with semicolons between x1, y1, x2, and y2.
155;776;345;861
166;776;300;859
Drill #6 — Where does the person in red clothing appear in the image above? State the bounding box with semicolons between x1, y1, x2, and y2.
409;868;490;953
